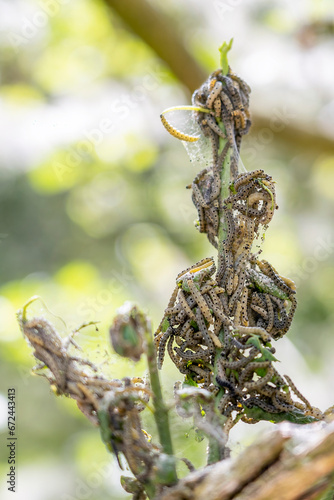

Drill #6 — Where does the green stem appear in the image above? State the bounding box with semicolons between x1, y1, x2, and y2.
144;323;178;483
219;39;233;76
218;146;232;258
207;126;231;465
217;120;232;284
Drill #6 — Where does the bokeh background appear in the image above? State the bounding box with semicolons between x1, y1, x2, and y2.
0;0;334;498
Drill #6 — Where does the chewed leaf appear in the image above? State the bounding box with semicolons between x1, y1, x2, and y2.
260;348;278;362
184;375;198;387
243;405;318;424
246;334;262;351
160;106;213;169
161;318;170;333
258;179;275;210
246;335;279;362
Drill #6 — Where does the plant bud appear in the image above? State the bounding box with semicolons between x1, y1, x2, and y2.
109;302;147;362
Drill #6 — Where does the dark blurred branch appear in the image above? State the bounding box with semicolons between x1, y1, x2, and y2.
104;0;334;155
104;0;207;92
250;113;334;156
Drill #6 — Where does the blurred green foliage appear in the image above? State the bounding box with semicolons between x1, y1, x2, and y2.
0;0;334;498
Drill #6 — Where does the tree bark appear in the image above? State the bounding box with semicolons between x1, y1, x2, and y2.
159;421;334;500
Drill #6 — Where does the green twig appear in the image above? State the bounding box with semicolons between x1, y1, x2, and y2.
144;322;178;484
219;39;233;76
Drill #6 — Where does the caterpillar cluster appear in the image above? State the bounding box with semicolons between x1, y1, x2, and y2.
187;142;229;249
217;168;297;340
189;68;251;248
192;68;251;153
154;256;321;426
155;67;323;432
155;258;225;383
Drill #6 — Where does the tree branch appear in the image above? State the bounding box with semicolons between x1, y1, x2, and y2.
249;112;334;156
104;0;334;155
159;421;334;500
104;0;207;92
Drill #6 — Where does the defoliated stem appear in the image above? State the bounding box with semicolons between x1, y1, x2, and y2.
208;127;231;465
217;123;231;282
218;149;232;257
